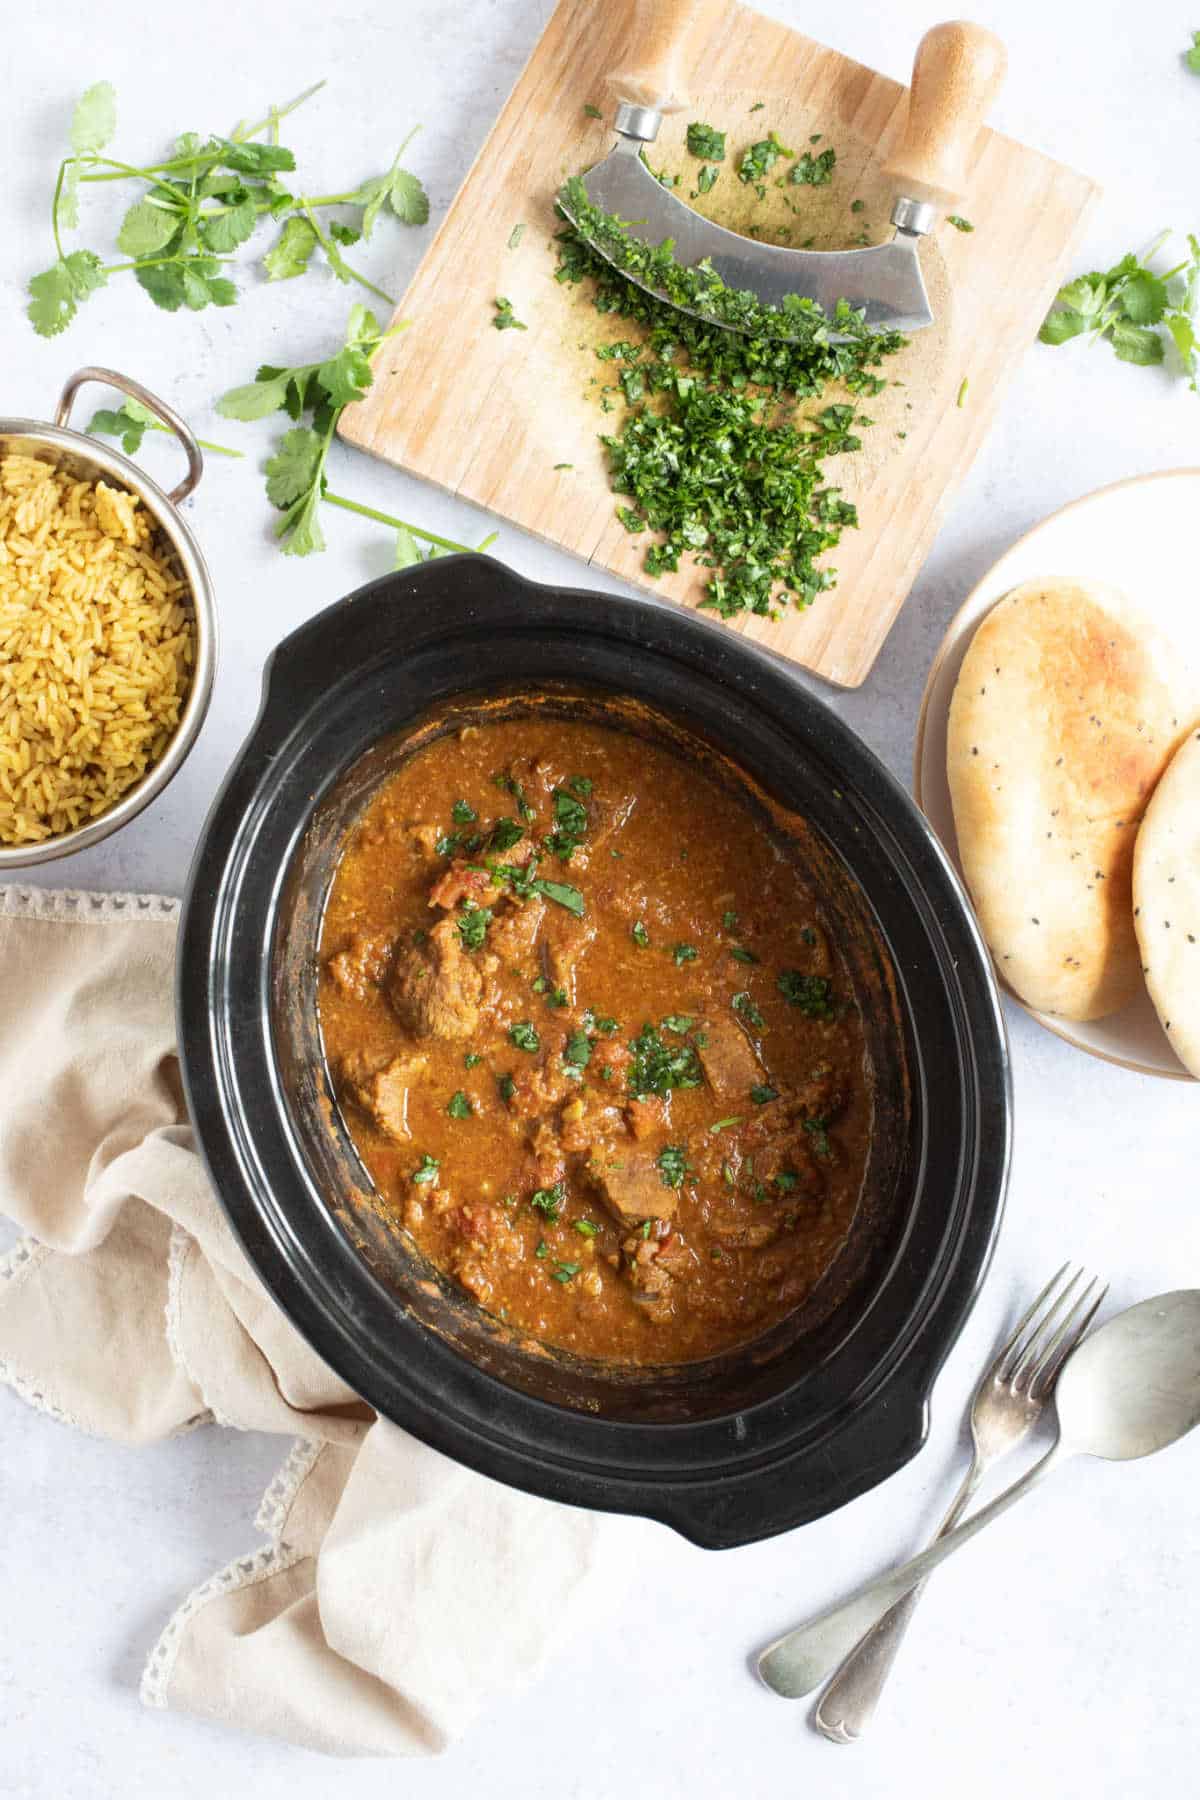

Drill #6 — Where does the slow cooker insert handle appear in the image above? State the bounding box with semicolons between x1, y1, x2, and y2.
55;366;204;507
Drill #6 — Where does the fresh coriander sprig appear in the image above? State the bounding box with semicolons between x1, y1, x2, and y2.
218;303;498;561
1185;30;1200;73
1039;231;1200;389
27;83;429;335
88;397;242;458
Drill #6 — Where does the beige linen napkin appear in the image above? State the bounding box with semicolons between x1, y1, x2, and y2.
0;886;627;1756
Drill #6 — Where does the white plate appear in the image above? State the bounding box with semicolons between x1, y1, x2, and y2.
914;468;1200;1082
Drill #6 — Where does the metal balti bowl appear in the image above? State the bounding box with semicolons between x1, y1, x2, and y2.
0;366;216;870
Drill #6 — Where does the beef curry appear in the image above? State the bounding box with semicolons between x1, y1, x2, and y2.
317;715;875;1364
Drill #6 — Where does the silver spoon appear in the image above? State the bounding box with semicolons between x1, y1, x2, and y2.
759;1290;1200;1700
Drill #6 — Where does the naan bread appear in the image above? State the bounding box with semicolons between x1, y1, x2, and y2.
947;578;1197;1021
1133;727;1200;1077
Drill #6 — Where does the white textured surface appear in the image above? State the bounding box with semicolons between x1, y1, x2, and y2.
1;0;1198;1792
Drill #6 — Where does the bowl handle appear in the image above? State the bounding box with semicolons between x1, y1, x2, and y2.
55;366;204;507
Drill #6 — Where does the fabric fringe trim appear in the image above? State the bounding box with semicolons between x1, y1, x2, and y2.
0;1235;87;1430
140;1437;323;1712
0;886;180;923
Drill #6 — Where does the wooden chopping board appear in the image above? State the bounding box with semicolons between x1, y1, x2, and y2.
339;0;1099;688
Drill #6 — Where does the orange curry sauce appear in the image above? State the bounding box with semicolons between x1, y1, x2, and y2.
317;717;873;1363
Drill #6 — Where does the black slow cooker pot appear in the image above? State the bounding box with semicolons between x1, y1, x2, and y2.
178;557;1010;1549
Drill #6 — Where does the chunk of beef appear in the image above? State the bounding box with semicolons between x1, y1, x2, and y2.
338;1048;428;1140
587;1144;678;1226
325;932;393;1002
697;1017;762;1102
582;792;636;856
709;1212;783;1250
388;917;481;1039
620;1223;692;1321
625;1095;666;1140
429;859;500;911
489;895;545;966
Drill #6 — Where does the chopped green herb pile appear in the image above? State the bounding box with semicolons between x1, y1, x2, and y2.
1039;232;1200;390
627;1022;702;1099
27;81;429;336
686;122;727;161
217;303;499;558
790;147;836;186
553;176;904;620
493;295;527;331
737;131;793;191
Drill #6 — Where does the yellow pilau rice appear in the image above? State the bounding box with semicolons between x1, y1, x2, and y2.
0;453;194;846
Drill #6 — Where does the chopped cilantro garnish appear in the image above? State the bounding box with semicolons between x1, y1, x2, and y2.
546;787;588;861
709;1116;741;1132
534;878;585;916
535;1239;549;1258
738;131;793;187
672;942;698;966
451;798;477;824
567;774;593;798
509;1021;540;1052
531;1182;566;1221
488;817;525;853
573;1218;599;1238
790;146;836;186
729;945;759;964
732;990;765;1029
774;1169;800;1192
686;121;726;161
803;1116;832;1158
777;970;834;1017
660;1014;694;1034
446;1090;473;1118
493;295;527;331
632;920;650;948
656;1144;688;1188
591;1014;619;1034
947;214;974;232
498;1072;515;1103
435;831;460;856
552;1261;581;1283
411;1153;439;1184
722;909;739;930
696;165;719;196
750;1084;779;1104
628;1023;702;1098
464;1052;481;1069
564;1029;592;1068
456;904;492;951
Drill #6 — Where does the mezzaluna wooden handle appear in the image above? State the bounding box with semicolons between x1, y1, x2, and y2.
606;0;726;115
881;21;1007;211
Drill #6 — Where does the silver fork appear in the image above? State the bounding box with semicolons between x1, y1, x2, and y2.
814;1263;1107;1745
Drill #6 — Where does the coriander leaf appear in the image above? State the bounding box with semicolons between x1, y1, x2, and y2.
1038;307;1090;346
70;82;117;156
316;343;374;406
88;406;146;453
552;1261;580;1283
116;199;181;259
329;220;361;246
750;1083;779;1104
533;878;585;916
564;1029;592;1068
394;526;425;568
264;214;319;280
632;920;650;948
732;990;765;1029
411;1153;440;1184
574;1218;598;1237
199;190;258;253
672;942;698;966
26;251;106;337
509;1021;540;1052
215;138;296;176
493;295;528;331
1121;270;1169;325
584;103;604;119
447;1090;473;1118
1186;30;1200;73
686;122;726;161
696;165;719;195
387;167;429;226
627;1023;701;1098
217;367;297;419
738;131;792;186
1111;320;1164;365
947;214;974;232
265;426;327;553
1056;276;1107;318
456;904;492;951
